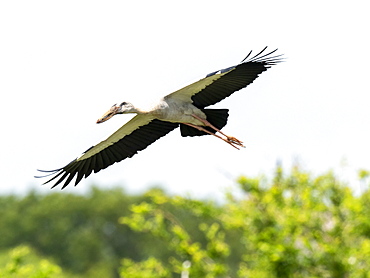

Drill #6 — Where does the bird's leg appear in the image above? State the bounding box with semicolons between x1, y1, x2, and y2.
184;123;240;150
191;114;245;148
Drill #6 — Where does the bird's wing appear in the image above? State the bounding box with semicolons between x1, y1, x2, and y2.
166;47;283;108
36;114;179;189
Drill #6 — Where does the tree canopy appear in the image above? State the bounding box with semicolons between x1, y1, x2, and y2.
1;167;370;277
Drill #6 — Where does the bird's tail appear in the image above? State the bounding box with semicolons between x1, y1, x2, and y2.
180;109;229;137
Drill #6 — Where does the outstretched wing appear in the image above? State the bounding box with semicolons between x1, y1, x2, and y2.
166;47;283;108
36;115;179;189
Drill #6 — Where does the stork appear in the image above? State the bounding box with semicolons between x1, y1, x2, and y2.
36;47;283;189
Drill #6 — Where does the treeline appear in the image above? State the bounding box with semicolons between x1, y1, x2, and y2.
1;167;370;277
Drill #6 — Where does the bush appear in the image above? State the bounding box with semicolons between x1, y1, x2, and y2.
120;167;370;277
0;245;63;278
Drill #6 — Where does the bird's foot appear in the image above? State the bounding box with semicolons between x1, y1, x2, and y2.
227;136;245;148
220;136;245;149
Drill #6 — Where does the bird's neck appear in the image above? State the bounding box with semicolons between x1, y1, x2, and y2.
127;106;146;114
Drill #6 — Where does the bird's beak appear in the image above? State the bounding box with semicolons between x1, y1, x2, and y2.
96;106;119;123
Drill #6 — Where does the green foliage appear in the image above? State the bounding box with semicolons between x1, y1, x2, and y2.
120;167;370;277
0;245;63;278
120;257;169;278
120;188;227;277
0;187;173;277
1;168;370;277
358;169;370;180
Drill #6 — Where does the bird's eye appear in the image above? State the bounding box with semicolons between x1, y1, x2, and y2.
120;102;127;106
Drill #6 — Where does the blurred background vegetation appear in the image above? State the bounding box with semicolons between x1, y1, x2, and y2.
1;166;370;277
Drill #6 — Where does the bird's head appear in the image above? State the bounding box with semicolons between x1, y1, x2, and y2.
96;102;136;123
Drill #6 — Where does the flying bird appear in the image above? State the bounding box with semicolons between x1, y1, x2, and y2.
36;47;283;189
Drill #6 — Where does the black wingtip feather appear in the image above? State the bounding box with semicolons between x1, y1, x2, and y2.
249;46;269;61
51;172;69;189
240;49;253;63
241;47;283;65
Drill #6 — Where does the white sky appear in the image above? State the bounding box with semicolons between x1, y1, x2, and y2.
1;1;369;199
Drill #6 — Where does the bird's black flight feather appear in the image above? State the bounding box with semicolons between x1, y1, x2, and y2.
36;120;178;189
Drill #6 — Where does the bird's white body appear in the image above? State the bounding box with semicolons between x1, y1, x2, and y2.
148;97;206;126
